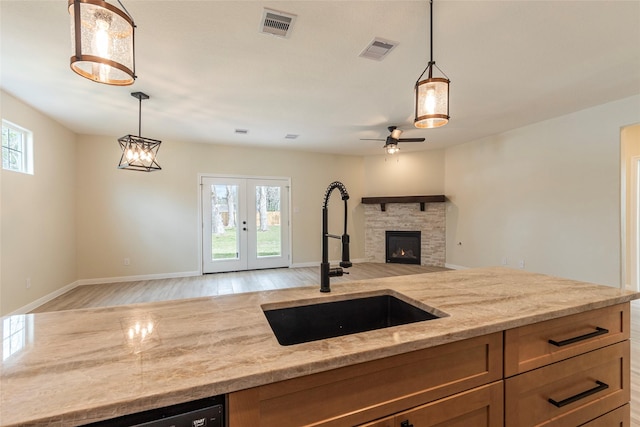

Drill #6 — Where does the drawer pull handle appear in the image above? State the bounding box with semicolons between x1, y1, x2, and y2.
548;327;609;347
548;380;609;408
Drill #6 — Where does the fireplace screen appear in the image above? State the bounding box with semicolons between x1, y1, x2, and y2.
385;231;421;264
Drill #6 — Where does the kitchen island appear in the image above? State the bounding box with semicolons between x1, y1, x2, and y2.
1;267;638;426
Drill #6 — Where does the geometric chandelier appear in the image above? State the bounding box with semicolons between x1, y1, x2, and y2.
118;92;162;171
414;0;450;129
68;0;136;86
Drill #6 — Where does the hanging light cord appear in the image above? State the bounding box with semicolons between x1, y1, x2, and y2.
415;0;449;85
137;96;142;137
429;0;434;70
117;0;135;23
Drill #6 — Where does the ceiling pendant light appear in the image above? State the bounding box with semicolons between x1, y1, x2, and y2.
68;0;136;86
118;92;161;172
414;0;450;129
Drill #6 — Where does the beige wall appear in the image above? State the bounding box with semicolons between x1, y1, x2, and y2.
363;150;445;196
76;135;365;280
445;95;640;287
1;91;77;315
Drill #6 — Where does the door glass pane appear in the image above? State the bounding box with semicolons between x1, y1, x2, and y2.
255;186;282;258
211;184;239;260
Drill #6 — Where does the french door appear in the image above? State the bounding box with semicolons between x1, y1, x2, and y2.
202;176;290;273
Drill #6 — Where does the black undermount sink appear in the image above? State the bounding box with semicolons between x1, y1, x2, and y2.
262;292;445;346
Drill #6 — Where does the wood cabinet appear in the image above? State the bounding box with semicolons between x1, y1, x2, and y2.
504;303;630;426
228;333;502;426
228;303;631;427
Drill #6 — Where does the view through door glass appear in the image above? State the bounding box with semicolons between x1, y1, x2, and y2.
202;176;290;273
211;184;240;261
255;185;282;258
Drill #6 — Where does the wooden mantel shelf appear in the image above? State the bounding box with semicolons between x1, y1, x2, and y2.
361;195;446;211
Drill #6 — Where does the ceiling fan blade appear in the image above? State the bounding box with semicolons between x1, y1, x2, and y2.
360;138;386;141
398;138;426;142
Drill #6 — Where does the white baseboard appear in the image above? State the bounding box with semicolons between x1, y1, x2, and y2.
290;258;367;269
8;280;81;316
290;261;318;268
445;263;469;270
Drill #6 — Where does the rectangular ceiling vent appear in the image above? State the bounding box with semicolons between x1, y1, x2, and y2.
260;8;297;38
359;37;398;61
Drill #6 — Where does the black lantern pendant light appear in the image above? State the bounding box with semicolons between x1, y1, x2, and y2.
118;92;162;172
68;0;136;86
414;0;450;129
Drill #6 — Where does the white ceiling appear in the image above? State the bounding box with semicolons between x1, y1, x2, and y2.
1;1;639;156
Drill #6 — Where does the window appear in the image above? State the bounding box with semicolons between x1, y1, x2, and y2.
2;120;33;174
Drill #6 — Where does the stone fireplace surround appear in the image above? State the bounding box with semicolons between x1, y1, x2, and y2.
362;196;446;267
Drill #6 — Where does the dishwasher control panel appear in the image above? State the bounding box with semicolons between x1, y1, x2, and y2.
82;395;224;427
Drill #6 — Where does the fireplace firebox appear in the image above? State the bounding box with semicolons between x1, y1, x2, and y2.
385;231;421;264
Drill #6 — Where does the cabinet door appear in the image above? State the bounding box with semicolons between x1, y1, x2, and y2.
505;341;629;427
392;381;503;427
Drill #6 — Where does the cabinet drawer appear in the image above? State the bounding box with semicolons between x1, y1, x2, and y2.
358;382;503;427
229;333;502;427
504;303;629;376
393;381;503;427
581;404;629;426
505;341;629;427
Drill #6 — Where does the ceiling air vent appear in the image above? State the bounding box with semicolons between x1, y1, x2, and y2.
260;8;297;38
359;37;398;61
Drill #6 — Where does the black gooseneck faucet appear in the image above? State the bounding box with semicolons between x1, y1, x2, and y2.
320;181;352;292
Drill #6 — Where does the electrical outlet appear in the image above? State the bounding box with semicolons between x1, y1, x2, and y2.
501;257;508;266
124;258;131;266
518;260;525;269
26;278;31;289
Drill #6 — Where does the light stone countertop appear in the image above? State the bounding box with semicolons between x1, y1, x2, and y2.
1;267;639;426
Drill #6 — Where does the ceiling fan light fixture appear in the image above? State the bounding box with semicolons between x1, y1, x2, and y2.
385;142;400;155
118;92;161;172
414;0;450;129
68;0;136;86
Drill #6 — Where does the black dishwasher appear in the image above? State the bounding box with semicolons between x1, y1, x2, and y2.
82;395;224;427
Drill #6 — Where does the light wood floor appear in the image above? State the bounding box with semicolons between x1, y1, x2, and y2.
32;263;447;312
29;263;640;426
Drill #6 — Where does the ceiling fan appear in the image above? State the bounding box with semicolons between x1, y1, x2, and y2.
361;126;426;154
